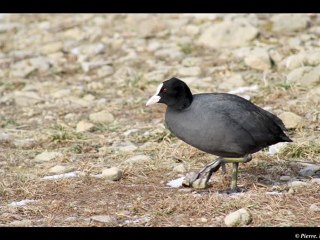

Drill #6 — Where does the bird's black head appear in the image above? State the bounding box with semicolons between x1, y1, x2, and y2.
146;77;193;110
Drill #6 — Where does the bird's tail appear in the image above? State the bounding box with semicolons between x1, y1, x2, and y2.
280;132;293;142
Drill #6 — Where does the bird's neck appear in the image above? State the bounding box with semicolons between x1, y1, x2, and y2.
169;93;193;111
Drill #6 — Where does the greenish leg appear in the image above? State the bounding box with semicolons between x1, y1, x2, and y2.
224;154;252;163
231;162;239;192
223;155;252;192
221;161;227;175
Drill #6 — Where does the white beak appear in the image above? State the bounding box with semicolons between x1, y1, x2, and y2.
146;95;161;106
146;83;163;106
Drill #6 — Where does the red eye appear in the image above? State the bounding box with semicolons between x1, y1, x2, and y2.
162;88;168;93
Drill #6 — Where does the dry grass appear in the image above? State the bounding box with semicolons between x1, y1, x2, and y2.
1;76;319;226
1;160;320;227
1;14;320;227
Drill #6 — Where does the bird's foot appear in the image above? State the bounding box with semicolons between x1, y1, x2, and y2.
182;159;222;189
228;187;242;194
219;187;243;195
182;172;211;189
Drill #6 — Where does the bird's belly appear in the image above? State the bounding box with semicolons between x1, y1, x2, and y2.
165;112;239;156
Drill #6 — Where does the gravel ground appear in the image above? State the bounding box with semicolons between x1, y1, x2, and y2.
0;14;320;227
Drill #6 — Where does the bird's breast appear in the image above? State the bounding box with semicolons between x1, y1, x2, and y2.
165;107;221;153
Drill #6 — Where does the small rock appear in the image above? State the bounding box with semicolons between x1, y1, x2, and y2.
42;171;80;180
76;121;95;133
219;74;245;90
126;16;166;38
13;138;35;149
178;188;192;193
309;204;320;212
123;129;139;137
228;85;258;95
181;57;201;67
11;57;52;78
8;199;38;207
122;216;151;225
288;180;309;189
65;217;77;222
287;65;320;87
271;14;310;33
177;67;201;77
311;178;320;184
87;82;104;91
299;165;320;177
288;187;295;194
0;22;20;32
83;94;95;101
214;216;224;222
304;44;320;60
9;219;32;227
288;37;302;48
173;164;187;173
62;27;83;41
224;208;252;227
155;48;183;60
200;217;208;223
287;66;312;83
185;25;200;36
244;48;272;71
144;70;167;82
280;176;291;182
81;61;112;72
90;215;117;224
52;89;71;98
113;141;137;152
139;142;157;151
268;142;289;156
89;111;114;124
167;177;185;188
281;51;320;70
268;49;284;65
147;41;161;52
49;165;69;174
278;112;303;129
310;26;320;36
124;155;150;164
40;41;63;54
278;222;292;227
298;65;320;87
96;66;114;77
71;43;106;57
101;167;122;181
198;19;258;48
0;132;12;142
14;91;43;107
69;97;93;107
265;191;283;196
34;151;62;163
98;146;110;155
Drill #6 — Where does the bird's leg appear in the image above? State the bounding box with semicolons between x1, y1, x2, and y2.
221;161;227;175
223;154;252;164
182;157;223;189
222;154;252;192
231;162;239;192
220;161;229;186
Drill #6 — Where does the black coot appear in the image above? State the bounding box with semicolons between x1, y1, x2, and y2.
146;77;292;192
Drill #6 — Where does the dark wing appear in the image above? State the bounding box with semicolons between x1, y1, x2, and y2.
208;94;292;149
